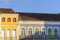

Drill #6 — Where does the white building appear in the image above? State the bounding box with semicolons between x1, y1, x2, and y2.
18;13;60;40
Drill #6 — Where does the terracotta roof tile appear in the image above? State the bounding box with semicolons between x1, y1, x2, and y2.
0;8;15;13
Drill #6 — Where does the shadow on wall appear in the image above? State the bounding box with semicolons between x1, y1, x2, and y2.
19;31;59;40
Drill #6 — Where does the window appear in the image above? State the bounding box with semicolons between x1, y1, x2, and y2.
7;29;10;40
1;29;5;40
2;17;5;22
28;28;32;38
13;29;16;40
7;29;10;37
7;18;11;22
42;28;45;35
35;28;39;35
54;28;58;38
28;28;32;35
13;29;16;37
48;28;52;38
34;28;40;38
21;28;25;35
13;18;16;22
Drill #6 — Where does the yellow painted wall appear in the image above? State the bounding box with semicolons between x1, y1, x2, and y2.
1;13;19;40
1;13;18;25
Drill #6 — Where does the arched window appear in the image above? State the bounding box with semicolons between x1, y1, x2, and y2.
48;28;52;38
13;18;16;22
28;28;32;38
35;28;39;35
54;28;58;38
2;17;5;22
21;28;25;36
28;28;32;35
42;28;45;35
7;18;11;22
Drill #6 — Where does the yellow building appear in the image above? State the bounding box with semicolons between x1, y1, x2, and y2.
0;8;18;40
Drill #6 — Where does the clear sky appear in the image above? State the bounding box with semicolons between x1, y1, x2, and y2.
0;0;60;14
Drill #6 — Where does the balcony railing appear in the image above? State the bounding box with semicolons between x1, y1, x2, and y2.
19;35;60;40
0;37;17;40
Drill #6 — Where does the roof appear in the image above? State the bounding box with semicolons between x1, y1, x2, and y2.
0;8;15;13
17;12;60;21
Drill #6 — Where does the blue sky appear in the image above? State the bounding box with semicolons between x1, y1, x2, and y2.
0;0;60;14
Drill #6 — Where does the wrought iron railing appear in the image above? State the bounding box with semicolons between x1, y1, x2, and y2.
19;35;60;40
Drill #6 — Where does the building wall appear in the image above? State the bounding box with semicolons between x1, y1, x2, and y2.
0;13;18;40
19;21;45;39
19;21;60;40
45;21;60;36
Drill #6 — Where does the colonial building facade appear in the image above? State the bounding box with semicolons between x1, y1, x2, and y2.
0;8;18;40
18;13;60;40
0;8;60;40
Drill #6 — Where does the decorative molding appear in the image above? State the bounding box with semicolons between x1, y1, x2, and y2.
20;24;44;27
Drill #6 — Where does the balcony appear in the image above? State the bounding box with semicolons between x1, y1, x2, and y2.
19;35;60;40
0;37;17;40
